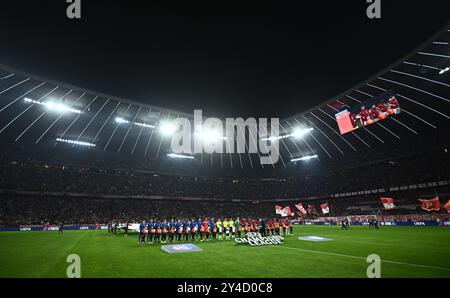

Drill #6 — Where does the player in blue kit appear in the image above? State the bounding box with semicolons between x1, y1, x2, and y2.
176;221;183;242
168;219;175;242
138;220;146;245
154;221;161;243
147;220;154;244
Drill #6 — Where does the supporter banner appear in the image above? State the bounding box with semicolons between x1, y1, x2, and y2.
275;205;282;215
295;203;307;215
418;197;441;211
320;203;329;214
380;197;395;210
330;179;450;199
444;200;450;213
281;206;294;217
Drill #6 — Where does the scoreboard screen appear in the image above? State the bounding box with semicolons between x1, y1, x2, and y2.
335;90;400;135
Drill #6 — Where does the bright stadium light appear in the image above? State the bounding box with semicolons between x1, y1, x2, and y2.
291;155;318;162
24;98;82;114
261;127;313;141
56;138;96;147
194;128;227;142
115;117;129;124
134;121;155;128
167;153;194;159
159;121;177;136
115;117;156;128
439;66;449;75
291;127;313;138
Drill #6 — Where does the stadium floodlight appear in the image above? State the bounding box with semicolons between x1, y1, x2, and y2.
290;154;318;162
115;117;129;124
194;128;227;142
261;127;313;141
167;153;194;159
56;137;96;147
134;121;156;128
439;66;449;75
115;117;156;128
159;121;177;136
291;127;314;138
24;97;82;114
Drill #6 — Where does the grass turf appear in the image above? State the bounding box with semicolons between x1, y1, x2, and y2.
0;226;449;278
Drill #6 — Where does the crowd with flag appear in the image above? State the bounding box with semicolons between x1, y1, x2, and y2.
275;196;450;219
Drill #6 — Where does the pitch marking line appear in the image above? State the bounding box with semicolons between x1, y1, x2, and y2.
277;245;450;272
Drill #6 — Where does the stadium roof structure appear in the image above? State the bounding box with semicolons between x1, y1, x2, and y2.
0;24;449;175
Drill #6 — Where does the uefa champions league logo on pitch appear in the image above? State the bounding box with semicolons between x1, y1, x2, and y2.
169;109;281;165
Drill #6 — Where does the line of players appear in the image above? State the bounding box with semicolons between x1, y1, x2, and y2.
137;218;293;244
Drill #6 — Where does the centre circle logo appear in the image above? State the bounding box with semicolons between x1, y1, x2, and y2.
235;232;284;246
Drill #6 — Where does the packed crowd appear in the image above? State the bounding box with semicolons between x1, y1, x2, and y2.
1;191;448;227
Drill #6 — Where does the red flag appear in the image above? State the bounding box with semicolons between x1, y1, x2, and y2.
444;200;450;213
275;205;282;215
295;203;307;215
380;197;395;210
320;203;330;214
418;197;440;211
281;206;294;217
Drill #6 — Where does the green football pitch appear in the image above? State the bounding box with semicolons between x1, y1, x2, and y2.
0;226;449;278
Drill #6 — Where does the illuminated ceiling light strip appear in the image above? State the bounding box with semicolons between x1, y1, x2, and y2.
156;113;172;159
418;51;450;59
104;103;131;151
0;86;59;135
118;106;142;152
375;78;450;118
36;92;87;144
279;122;304;158
24;97;82;114
144;110;162;156
403;61;440;71
293;118;332;159
167;153;194;159
1;73;15;80
433;41;449;45
60;95;98;140
291;155;318;162
15;89;73;142
261;127;313;141
391;69;450;88
75;98;110;144
0;82;46;113
302;115;344;155
92;101;121;144
131;107;153;155
439;67;449;75
0;78;30;95
56;137;95;147
355;89;373;97
281;121;305;157
378;76;450;103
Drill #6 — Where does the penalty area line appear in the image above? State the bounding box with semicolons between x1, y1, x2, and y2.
276;245;450;272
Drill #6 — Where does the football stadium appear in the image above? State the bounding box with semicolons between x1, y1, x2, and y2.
0;2;449;282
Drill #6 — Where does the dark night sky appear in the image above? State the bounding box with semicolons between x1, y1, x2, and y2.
0;0;449;119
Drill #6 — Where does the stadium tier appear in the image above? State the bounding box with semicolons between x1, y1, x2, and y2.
0;11;449;280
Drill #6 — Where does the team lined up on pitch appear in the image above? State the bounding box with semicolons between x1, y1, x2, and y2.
119;218;295;244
